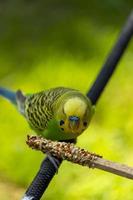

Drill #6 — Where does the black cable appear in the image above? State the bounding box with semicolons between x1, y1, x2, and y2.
22;139;76;200
87;11;133;105
22;11;133;200
22;157;62;200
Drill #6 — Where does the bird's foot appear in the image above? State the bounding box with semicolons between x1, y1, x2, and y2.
46;153;60;173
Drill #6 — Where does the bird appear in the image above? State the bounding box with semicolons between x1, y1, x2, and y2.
0;87;94;141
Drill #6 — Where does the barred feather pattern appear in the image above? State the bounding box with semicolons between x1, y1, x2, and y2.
25;87;74;131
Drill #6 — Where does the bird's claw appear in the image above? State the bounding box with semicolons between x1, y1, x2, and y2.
46;153;60;173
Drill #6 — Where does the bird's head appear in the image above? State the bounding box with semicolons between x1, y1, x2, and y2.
56;96;94;136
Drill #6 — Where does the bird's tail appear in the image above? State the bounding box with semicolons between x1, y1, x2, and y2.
0;87;17;105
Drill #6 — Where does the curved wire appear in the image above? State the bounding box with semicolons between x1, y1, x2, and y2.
22;11;133;200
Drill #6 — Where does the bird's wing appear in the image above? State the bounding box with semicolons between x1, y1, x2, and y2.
16;90;26;116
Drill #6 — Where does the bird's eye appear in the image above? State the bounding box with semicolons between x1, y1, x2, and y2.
83;122;87;127
60;120;64;126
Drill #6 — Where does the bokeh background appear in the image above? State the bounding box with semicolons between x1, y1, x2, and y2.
0;1;133;199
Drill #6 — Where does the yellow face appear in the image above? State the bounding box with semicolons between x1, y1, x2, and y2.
58;97;91;135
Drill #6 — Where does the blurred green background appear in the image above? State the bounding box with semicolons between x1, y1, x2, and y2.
0;1;133;199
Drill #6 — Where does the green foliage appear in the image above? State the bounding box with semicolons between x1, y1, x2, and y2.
0;1;133;200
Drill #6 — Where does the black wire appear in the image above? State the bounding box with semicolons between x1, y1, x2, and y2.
22;139;76;200
87;11;133;105
22;11;133;200
23;156;62;200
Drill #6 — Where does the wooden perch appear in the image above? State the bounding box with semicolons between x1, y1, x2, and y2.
26;135;133;180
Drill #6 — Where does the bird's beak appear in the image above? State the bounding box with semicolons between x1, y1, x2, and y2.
69;116;80;131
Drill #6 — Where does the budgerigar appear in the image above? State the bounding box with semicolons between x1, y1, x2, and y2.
0;87;94;141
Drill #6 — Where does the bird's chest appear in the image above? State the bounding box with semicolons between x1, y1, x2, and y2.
40;119;79;141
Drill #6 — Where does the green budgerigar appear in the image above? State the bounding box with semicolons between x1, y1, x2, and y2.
0;87;94;141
